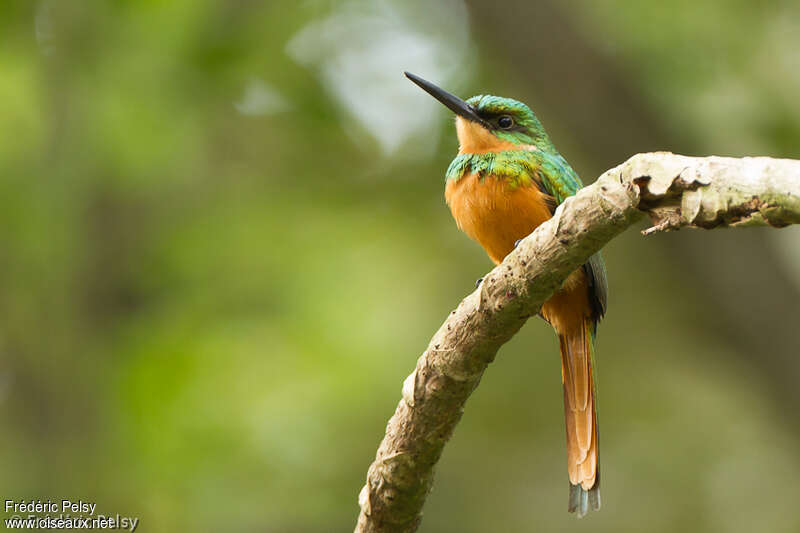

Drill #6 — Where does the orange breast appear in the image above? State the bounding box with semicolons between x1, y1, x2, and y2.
445;173;554;265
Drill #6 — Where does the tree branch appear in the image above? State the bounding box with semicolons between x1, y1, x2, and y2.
354;153;800;533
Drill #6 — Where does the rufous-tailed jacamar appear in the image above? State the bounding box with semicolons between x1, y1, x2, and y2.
406;72;608;518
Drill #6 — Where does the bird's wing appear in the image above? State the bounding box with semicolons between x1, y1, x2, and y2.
535;152;584;203
536;152;608;321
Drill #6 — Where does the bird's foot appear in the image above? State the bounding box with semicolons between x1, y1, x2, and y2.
475;277;483;288
514;239;522;248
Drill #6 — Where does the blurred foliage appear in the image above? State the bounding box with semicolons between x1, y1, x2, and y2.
0;1;799;532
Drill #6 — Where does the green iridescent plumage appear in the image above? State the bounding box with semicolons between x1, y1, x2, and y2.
465;94;556;150
445;95;584;204
445;149;583;201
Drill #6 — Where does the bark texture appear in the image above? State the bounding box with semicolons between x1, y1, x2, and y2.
354;153;800;533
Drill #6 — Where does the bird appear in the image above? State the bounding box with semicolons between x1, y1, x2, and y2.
405;72;607;518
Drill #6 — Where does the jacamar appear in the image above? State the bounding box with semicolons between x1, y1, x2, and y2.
406;72;608;517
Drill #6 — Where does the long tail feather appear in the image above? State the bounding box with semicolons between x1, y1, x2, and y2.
559;318;600;517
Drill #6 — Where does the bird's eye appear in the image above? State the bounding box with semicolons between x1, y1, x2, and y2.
498;115;514;129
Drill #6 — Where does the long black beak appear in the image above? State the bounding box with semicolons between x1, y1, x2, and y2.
404;72;488;127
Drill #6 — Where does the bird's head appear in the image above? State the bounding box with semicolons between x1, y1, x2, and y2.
405;72;554;154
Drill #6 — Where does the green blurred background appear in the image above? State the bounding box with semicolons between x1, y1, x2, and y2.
2;1;800;531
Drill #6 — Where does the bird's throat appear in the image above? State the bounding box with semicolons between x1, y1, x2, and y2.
456;117;524;154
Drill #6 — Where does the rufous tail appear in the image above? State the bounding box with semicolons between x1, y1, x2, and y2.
559;318;600;518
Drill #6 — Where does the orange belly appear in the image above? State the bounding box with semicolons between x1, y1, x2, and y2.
444;172;591;330
445;173;553;264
